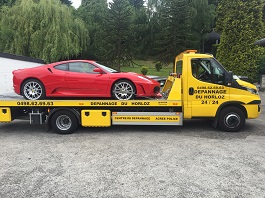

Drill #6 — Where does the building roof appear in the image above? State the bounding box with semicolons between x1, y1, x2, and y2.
0;52;45;64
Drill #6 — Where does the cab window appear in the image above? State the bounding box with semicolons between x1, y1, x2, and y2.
191;58;225;85
176;60;183;74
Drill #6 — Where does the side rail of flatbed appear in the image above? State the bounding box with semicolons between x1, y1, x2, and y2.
0;99;183;134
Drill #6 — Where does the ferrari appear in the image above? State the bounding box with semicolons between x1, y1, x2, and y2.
13;60;160;100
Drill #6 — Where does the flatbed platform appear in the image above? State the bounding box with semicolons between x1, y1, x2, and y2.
0;93;182;108
0;99;181;108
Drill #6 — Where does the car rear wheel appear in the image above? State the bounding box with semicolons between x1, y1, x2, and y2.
112;80;136;100
21;79;46;100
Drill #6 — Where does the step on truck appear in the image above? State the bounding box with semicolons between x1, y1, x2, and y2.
0;50;261;134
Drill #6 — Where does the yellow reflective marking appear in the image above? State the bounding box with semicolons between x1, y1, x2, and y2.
113;116;179;122
0;100;182;107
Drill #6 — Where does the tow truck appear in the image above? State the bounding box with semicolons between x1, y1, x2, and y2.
0;50;261;134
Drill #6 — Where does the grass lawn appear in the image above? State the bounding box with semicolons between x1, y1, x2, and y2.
120;60;173;77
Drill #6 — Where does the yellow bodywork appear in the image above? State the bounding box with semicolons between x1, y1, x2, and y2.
81;110;111;127
0;108;11;122
164;50;261;119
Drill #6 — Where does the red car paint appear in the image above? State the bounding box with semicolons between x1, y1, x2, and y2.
13;60;160;99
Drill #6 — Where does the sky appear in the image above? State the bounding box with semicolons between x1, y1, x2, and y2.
71;0;112;9
71;0;81;8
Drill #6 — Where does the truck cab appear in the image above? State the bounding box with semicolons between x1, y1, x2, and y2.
162;50;261;132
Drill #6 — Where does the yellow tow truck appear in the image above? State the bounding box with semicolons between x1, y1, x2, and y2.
0;50;261;134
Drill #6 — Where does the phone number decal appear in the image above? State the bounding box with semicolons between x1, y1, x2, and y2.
17;101;54;106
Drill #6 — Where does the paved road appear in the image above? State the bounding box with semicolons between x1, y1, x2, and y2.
0;92;264;198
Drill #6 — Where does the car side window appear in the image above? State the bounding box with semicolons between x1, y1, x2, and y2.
69;62;98;74
69;62;85;73
83;63;98;73
54;64;68;71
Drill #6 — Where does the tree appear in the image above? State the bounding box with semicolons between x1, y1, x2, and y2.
154;0;193;65
142;0;162;57
190;0;215;51
0;0;88;62
60;0;72;6
0;0;16;8
208;0;218;6
98;0;134;71
258;55;265;75
216;0;265;82
77;0;107;59
129;0;144;9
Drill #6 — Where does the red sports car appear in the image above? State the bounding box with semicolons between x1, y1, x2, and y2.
13;60;160;100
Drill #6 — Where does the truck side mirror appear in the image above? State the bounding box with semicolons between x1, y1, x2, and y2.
226;71;233;86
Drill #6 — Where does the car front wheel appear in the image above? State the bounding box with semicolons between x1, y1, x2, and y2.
21;79;46;100
112;80;136;100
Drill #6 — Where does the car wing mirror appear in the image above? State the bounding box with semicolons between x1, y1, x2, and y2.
93;68;102;73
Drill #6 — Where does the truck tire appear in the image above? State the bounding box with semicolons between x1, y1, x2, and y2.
218;107;245;132
51;110;78;134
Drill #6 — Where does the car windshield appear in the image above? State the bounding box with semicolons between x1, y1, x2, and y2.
96;63;118;73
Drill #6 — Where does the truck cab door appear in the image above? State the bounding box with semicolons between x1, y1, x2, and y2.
186;58;230;117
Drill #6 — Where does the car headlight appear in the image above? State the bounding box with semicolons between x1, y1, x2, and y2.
138;76;151;82
243;86;258;95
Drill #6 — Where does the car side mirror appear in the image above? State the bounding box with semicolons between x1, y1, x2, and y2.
226;71;233;86
93;68;102;73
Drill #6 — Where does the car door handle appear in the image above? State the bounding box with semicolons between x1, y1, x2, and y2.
189;87;194;95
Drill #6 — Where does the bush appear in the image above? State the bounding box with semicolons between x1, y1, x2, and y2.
155;62;162;71
141;67;148;75
259;55;265;75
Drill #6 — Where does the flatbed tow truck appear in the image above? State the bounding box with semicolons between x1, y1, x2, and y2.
0;50;261;134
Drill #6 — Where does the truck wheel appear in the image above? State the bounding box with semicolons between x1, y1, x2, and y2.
51;110;78;134
218;107;245;132
21;79;46;100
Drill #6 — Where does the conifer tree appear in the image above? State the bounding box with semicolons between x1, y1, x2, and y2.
99;0;134;71
78;0;107;59
216;0;264;82
191;0;215;51
129;0;144;9
155;0;193;65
